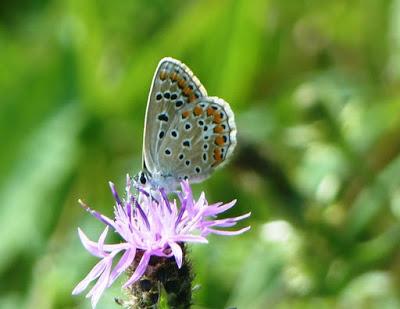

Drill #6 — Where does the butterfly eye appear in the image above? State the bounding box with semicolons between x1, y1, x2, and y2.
139;172;147;185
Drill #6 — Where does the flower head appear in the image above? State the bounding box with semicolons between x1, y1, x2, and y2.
72;175;250;308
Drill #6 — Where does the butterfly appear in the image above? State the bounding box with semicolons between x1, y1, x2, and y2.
135;57;237;192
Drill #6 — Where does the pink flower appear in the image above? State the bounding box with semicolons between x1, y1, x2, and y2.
72;175;250;308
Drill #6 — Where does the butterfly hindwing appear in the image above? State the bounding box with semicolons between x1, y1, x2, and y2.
156;97;237;183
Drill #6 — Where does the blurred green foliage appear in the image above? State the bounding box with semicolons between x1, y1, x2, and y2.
1;0;400;308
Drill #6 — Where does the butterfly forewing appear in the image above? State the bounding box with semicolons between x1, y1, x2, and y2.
142;57;207;175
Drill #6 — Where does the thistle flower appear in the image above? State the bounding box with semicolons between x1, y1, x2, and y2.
72;175;250;308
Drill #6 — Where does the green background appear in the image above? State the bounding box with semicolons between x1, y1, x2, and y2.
1;1;400;308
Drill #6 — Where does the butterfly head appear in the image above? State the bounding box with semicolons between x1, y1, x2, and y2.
133;170;151;189
133;170;180;193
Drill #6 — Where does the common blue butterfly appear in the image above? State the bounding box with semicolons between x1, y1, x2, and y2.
135;57;237;192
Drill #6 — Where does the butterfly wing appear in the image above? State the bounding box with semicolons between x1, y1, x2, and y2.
142;57;208;175
157;96;237;183
142;57;237;186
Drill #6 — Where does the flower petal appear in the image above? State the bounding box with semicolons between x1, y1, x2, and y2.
79;200;115;228
170;234;208;244
135;199;150;230
77;228;129;257
205;226;251;236
205;212;252;229
72;258;108;295
87;260;112;308
159;187;172;213
109;181;122;206
97;226;109;254
77;228;105;258
168;242;183;268
203;200;237;216
122;251;151;288
108;248;136;286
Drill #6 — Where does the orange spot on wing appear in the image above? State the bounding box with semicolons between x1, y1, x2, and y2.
213;125;224;133
178;79;186;89
188;93;196;102
171;72;178;81
207;107;214;116
182;87;192;96
213;148;222;162
160;70;167;81
213;112;222;124
182;111;190;119
215;135;224;146
193;106;203;116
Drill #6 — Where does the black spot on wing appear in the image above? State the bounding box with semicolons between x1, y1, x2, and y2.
158;113;169;122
